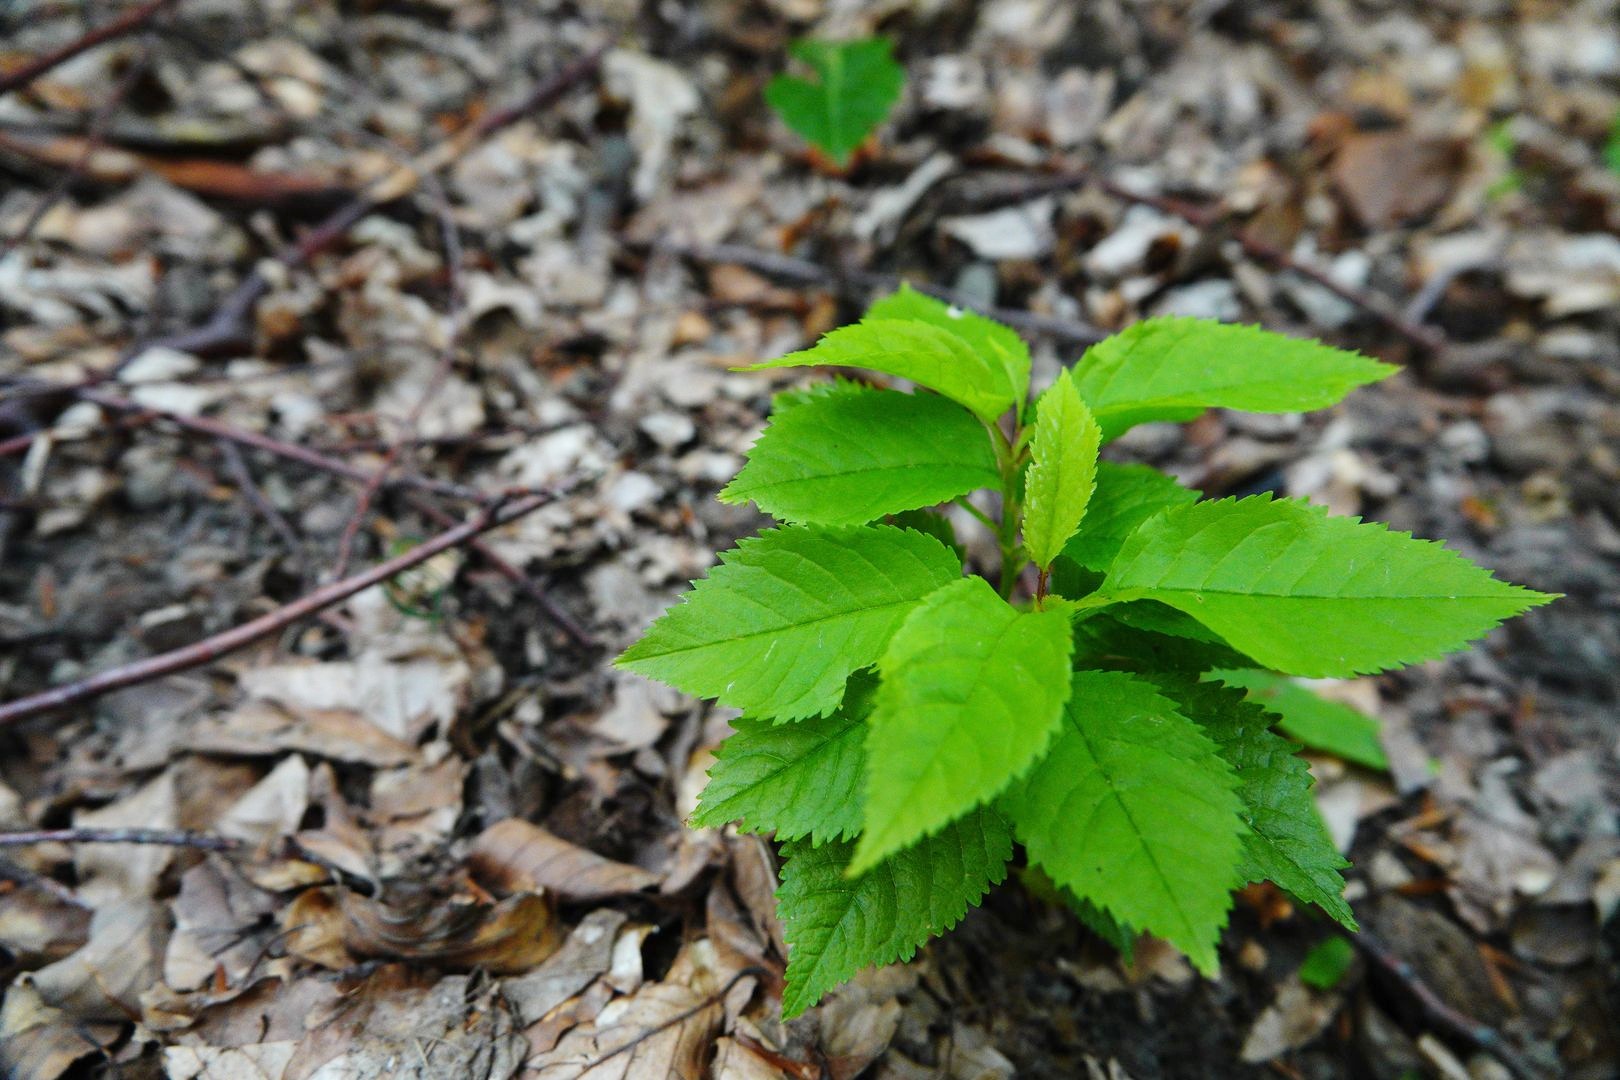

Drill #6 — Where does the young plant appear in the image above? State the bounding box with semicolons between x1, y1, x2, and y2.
765;36;905;167
617;288;1554;1016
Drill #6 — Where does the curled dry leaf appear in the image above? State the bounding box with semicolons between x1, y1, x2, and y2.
470;819;661;902
504;909;628;1026
30;898;168;1023
283;884;560;974
0;977;103;1080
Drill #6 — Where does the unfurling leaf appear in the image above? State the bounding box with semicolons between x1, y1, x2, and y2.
1022;374;1102;569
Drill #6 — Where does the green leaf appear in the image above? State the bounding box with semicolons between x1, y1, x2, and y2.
1101;494;1556;678
865;284;1031;410
1159;678;1356;931
888;508;962;559
778;807;1012;1017
617;525;961;720
1061;463;1200;573
1071;319;1398;441
1001;670;1244;974
1022;375;1103;569
720;384;999;526
1210;669;1388;771
1299;936;1355;990
852;577;1075;874
691;674;874;844
1606;108;1620;175
764;36;905;166
1071;605;1255;674
746;319;1022;423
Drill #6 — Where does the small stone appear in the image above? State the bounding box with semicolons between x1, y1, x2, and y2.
638;411;695;450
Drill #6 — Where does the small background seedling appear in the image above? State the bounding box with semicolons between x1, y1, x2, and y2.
765;36;905;168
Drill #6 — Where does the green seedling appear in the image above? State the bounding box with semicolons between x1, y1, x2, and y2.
618;287;1553;1016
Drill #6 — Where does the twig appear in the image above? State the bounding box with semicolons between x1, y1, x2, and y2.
0;490;561;728
1354;932;1539;1080
404;492;595;650
644;239;1106;346
79;389;490;502
1;38;153;255
947;170;1446;352
0;827;240;851
0;0;177;99
565;967;765;1072
215;437;301;555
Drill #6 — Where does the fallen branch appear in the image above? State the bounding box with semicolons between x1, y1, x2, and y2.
0;490;561;728
644;239;1106;346
947;169;1446;353
1354;932;1538;1080
0;827;240;851
0;0;178;99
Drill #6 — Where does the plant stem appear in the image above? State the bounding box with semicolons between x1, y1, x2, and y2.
952;496;997;532
990;424;1024;599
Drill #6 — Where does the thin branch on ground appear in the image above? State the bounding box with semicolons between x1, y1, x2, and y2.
0;827;240;851
0;489;564;728
946;169;1447;353
1354;932;1538;1080
0;0;178;99
215;437;302;556
1;38;153;255
642;239;1107;346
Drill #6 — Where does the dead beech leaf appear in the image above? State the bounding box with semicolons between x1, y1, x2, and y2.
281;884;560;974
190;700;418;768
0;883;91;969
471;819;660;902
72;771;178;907
1331;131;1460;229
524;939;723;1079
0;977;102;1080
215;754;311;847
30;898;168;1022
503;909;628;1026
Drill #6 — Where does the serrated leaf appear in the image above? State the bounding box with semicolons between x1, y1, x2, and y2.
1001;670;1244;974
1071;319;1398;441
1061;463;1201;572
691;673;873;844
1071;605;1255;674
1101;494;1556;678
887;508;962;559
764;36;905;166
865;284;1031;410
747;319;1022;423
1022;375;1103;569
617;525;960;720
778;807;1011;1017
852;577;1074;874
720;384;999;526
1210;669;1388;771
1159;678;1356;931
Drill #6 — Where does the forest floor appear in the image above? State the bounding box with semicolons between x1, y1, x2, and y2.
0;1;1617;1078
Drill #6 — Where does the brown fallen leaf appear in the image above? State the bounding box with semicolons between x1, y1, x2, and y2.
471;819;661;902
283;883;560;974
29;897;168;1022
0;977;103;1080
189;700;418;768
503;909;628;1026
1331;130;1462;230
522;939;723;1079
